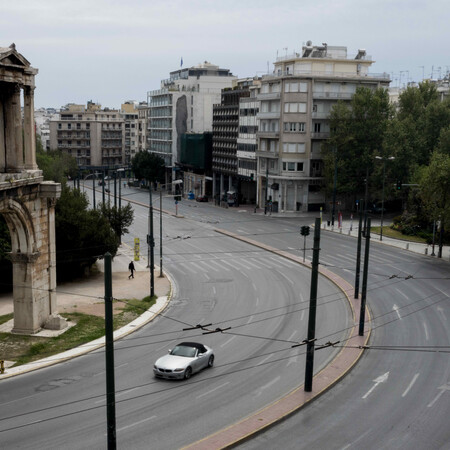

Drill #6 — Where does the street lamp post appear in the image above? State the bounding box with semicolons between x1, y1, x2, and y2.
375;156;395;241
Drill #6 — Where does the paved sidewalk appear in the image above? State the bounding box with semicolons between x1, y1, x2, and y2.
321;218;450;261
0;246;172;379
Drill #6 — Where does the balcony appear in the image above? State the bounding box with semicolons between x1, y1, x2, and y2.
311;132;330;139
257;92;281;100
312;92;354;100
256;111;281;120
311;111;330;119
257;130;280;138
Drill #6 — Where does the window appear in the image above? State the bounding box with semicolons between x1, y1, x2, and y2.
77;123;81;130
283;143;306;153
67;123;71;130
314;123;321;133
284;122;305;132
282;161;304;172
58;123;62;129
284;103;307;113
300;82;308;93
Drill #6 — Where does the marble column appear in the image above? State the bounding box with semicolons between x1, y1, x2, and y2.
24;86;38;170
0;89;5;171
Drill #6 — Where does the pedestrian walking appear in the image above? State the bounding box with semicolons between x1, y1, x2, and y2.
128;261;135;279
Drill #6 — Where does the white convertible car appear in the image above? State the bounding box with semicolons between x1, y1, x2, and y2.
153;342;214;380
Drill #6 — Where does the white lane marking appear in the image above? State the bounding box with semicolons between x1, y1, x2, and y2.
393;304;402;320
396;289;410;301
427;384;450;408
244;258;265;269
212;286;216;295
246;315;254;324
236;229;245;233
436;306;447;321
300;310;305;321
276;270;294;286
256;376;281;397
220;335;236;348
336;253;354;262
252;282;257;291
116;363;128;370
402;373;420;397
93;371;105;377
208;259;229;272
256;297;260;306
196;382;230;399
116;416;157;433
362;372;389;399
423;322;429;341
116;387;139;398
257;354;273;366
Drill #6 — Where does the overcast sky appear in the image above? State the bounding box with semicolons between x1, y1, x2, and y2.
1;0;449;109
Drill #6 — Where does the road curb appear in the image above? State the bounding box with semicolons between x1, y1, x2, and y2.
0;271;174;380
182;228;371;449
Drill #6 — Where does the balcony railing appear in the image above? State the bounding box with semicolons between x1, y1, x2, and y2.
256;111;281;119
312;92;354;100
310;132;330;139
257;92;281;100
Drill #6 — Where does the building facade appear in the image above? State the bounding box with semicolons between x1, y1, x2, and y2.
147;62;236;181
49;102;124;167
256;42;390;212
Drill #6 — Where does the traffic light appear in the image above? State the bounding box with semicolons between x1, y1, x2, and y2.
396;180;402;190
250;173;254;181
300;226;310;236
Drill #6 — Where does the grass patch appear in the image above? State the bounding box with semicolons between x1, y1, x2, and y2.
371;226;427;243
0;295;157;367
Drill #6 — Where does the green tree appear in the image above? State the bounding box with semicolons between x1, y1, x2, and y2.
55;186;119;280
99;201;134;243
418;151;450;231
131;151;165;183
323;87;392;202
36;148;78;184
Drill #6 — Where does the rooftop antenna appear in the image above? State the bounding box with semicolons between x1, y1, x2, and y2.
419;66;425;80
283;47;288;57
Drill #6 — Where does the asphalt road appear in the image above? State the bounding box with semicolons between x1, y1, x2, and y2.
0;189;351;449
214;211;450;449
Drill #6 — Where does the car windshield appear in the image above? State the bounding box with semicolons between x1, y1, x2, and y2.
170;345;197;358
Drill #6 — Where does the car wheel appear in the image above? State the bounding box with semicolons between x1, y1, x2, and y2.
208;355;214;367
184;367;192;379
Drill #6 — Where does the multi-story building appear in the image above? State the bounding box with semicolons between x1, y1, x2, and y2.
136;101;149;153
121;101;139;164
147;62;236;181
49;102;124;167
35;107;58;150
237;78;260;204
212;83;250;202
256;42;390;212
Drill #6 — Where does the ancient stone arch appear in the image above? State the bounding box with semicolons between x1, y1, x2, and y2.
0;44;64;334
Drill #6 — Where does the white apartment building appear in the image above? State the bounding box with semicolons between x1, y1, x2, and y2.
256;42;390;212
147;62;236;179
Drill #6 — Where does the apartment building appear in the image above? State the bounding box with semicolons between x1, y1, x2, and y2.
49;102;124;167
256;41;390;212
212;83;250;202
147;62;236;181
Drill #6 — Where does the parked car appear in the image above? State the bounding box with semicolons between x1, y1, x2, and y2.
196;195;208;202
153;342;214;380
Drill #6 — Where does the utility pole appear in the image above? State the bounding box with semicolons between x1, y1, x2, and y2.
104;253;116;449
92;172;96;210
331;147;337;226
359;218;371;336
160;188;163;277
354;200;363;299
102;170;105;205
148;183;155;297
113;172;117;208
304;217;321;392
264;164;269;215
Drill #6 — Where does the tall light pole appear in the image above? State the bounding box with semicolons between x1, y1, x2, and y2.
375;156;395;241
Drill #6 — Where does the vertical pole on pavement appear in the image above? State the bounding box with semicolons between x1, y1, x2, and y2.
102;171;105;205
148;184;155;297
113;172;117;208
354;201;363;299
104;253;116;449
93;173;96;210
159;188;163;277
359;218;371;336
331;148;337;226
118;171;122;211
304;218;321;392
